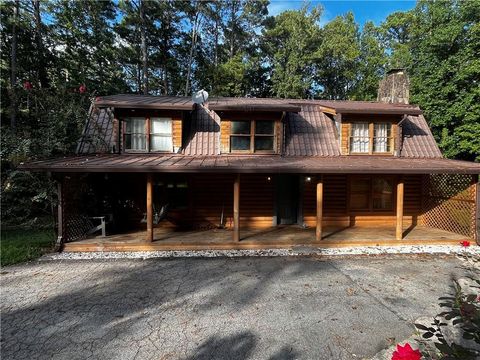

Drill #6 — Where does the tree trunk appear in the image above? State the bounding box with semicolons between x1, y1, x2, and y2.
185;6;201;96
32;0;48;88
229;2;235;59
139;0;148;95
10;0;19;132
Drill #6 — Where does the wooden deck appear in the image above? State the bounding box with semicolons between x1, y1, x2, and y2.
63;225;471;252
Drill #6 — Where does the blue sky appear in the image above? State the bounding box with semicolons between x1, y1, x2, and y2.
268;1;416;27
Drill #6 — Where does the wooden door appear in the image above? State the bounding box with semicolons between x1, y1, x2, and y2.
276;175;298;225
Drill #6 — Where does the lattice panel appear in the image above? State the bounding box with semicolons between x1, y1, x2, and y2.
63;174;94;243
422;174;476;238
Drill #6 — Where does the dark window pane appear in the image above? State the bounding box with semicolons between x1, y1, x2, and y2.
231;121;251;134
373;194;392;210
351;178;370;192
373;178;392;193
350;194;369;209
231;136;250;150
255;121;274;135
254;136;274;151
373;178;393;210
125;134;131;149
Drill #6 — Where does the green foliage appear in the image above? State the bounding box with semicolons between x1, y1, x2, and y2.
262;6;322;98
414;262;480;360
384;0;480;161
1;228;55;266
351;21;387;101
315;12;361;99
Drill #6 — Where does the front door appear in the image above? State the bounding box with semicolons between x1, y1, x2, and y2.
276;175;298;225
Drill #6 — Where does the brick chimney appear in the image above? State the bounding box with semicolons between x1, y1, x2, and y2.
377;69;409;104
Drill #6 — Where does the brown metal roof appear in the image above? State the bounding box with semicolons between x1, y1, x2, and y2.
208;97;301;112
20;154;480;174
183;105;220;156
94;94;421;115
311;100;422;115
284;105;340;156
77;106;116;154
95;94;194;110
401;115;443;158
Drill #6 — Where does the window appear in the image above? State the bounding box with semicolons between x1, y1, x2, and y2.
350;123;369;153
350;176;394;211
373;123;391;153
150;117;172;152
125;117;146;151
230;120;275;152
155;178;188;210
349;122;393;154
124;117;172;152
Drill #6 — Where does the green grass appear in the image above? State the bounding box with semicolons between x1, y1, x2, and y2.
1;228;55;266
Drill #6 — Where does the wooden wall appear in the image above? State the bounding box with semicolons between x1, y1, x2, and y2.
220;121;231;153
303;174;422;227
172;118;182;152
177;174;275;229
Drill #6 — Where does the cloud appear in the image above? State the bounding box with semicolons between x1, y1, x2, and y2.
267;1;303;16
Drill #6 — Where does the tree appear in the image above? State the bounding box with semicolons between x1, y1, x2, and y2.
351;21;387;100
315;12;361;99
262;6;322;98
407;0;480;161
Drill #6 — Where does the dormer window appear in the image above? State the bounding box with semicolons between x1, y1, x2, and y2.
350;122;392;154
230;120;275;153
124;117;173;152
125;117;147;151
150;117;173;151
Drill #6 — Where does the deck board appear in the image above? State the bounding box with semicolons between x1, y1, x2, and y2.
63;225;471;252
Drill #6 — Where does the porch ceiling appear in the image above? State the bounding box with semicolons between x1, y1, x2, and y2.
19;154;480;174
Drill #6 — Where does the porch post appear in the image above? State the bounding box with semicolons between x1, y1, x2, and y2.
56;176;64;250
316;175;323;241
146;173;153;242
396;176;404;240
233;174;240;242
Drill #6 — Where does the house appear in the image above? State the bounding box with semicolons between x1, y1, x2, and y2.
21;71;480;252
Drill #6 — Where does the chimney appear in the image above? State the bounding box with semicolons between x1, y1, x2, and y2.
377;69;409;104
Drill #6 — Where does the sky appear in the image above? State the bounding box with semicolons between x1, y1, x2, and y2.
267;1;416;27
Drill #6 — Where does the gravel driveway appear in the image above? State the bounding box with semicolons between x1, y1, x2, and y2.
0;255;475;360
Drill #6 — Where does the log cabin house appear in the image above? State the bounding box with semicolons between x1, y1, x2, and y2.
21;74;480;252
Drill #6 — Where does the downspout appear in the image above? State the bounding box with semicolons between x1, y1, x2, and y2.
396;114;408;157
281;111;286;155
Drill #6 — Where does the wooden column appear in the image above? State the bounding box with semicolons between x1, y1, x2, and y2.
146;173;153;242
396;177;404;240
233;174;240;242
316;175;323;241
56;176;64;250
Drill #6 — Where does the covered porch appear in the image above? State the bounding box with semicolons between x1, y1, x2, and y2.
63;224;469;252
25;154;477;252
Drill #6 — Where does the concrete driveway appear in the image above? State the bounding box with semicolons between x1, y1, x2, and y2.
0;255;474;360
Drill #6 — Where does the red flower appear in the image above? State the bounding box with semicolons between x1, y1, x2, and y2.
391;343;422;360
460;240;470;247
23;81;33;90
79;84;87;94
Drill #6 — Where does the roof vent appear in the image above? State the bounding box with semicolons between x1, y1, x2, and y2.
377;69;409;104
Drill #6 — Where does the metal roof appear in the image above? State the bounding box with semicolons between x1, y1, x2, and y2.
20;154;480;174
94;94;422;115
400;115;443;158
284;105;341;156
183;106;220;156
